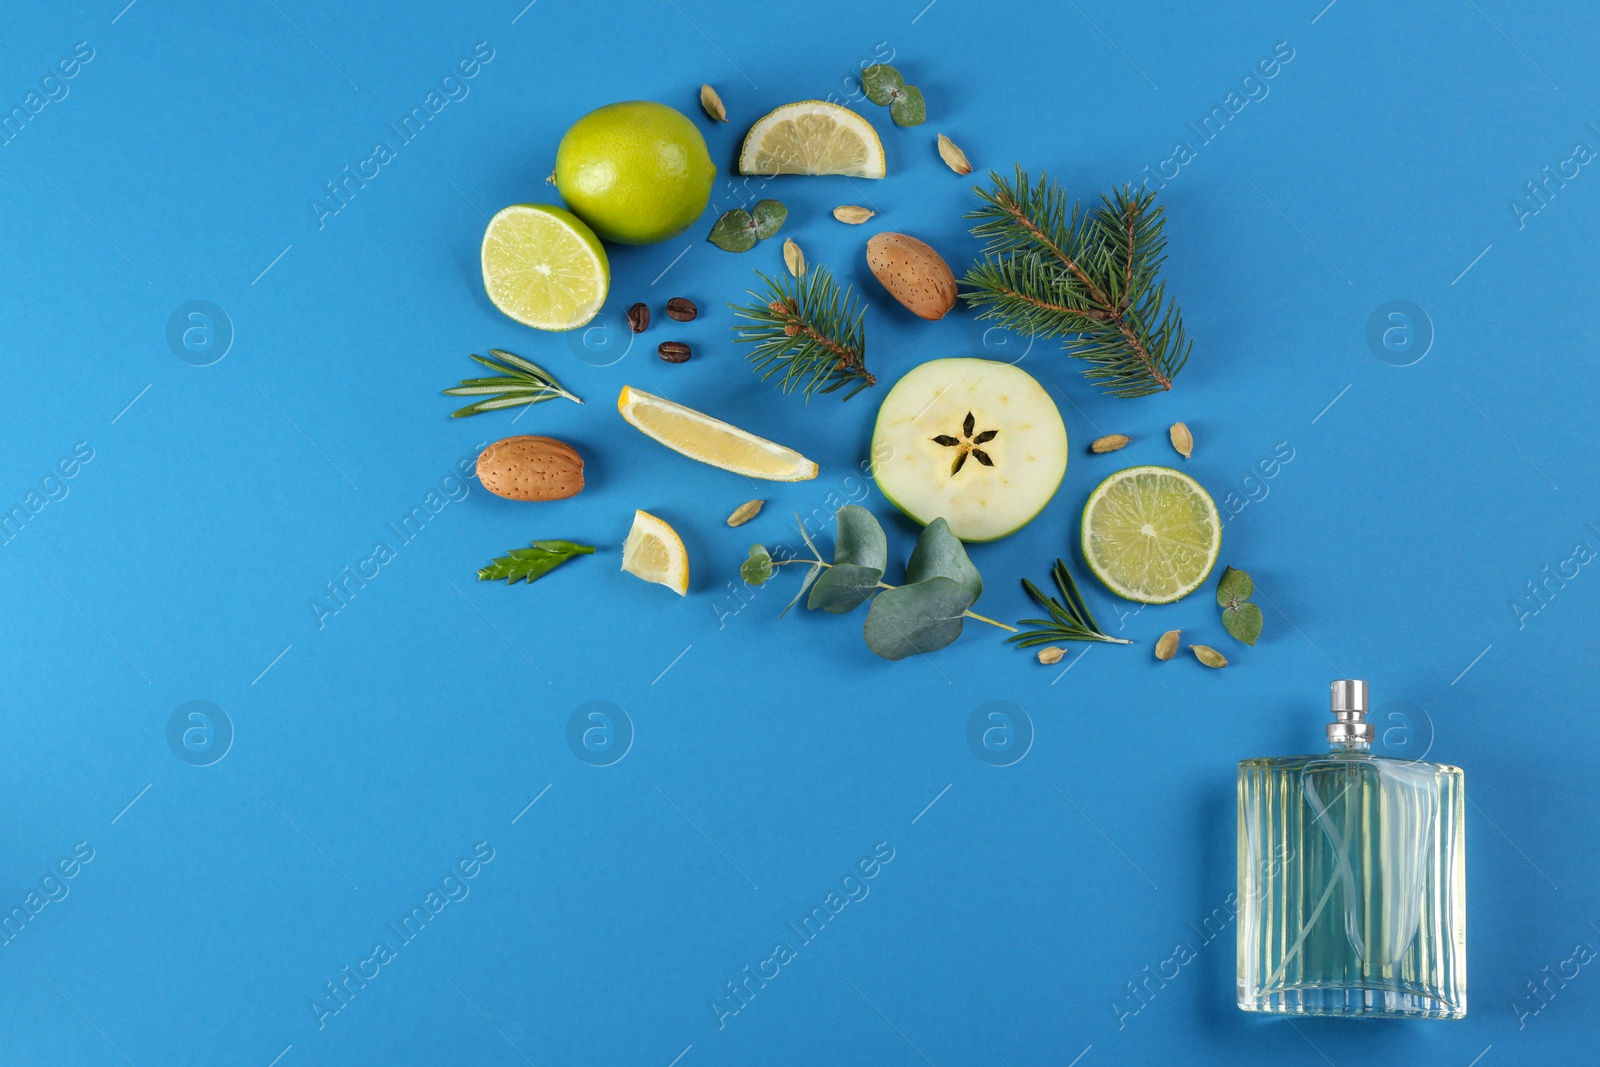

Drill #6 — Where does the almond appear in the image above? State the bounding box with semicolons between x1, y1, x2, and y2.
865;232;958;321
476;436;584;501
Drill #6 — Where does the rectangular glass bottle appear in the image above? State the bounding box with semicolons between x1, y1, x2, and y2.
1237;680;1466;1018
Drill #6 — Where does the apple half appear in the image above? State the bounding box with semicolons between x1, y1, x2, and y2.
870;358;1068;542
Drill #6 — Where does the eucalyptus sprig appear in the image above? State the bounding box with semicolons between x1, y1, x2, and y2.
962;166;1192;398
1009;558;1132;648
709;199;787;252
443;349;582;418
861;64;925;126
731;266;875;401
1217;566;1263;645
740;506;1016;660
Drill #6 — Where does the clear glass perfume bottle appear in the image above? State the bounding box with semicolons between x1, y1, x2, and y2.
1237;680;1466;1018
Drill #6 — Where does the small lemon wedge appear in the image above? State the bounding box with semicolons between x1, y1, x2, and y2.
621;510;689;595
617;386;818;481
738;100;886;178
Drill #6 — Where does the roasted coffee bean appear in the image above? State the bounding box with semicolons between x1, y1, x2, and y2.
626;302;650;333
657;341;692;363
665;297;697;322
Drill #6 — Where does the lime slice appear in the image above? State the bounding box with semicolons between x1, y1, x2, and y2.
621;510;689;595
617;385;818;481
1080;465;1221;604
738;101;886;178
481;204;609;331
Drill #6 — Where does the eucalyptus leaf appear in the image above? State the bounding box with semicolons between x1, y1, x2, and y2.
861;64;903;106
904;518;981;602
890;84;925;127
752;199;788;240
831;505;887;570
740;544;773;586
1216;565;1253;605
863;576;973;661
781;563;823;618
1223;602;1264;646
807;563;883;614
709;209;758;252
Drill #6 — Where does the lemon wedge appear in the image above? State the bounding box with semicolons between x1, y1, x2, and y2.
617;386;818;481
738;101;886;178
621;510;690;595
480;204;609;331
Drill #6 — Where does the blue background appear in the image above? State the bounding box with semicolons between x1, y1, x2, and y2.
1;0;1596;1063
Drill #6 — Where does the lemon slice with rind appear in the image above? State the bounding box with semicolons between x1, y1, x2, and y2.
738;101;886;178
618;386;818;481
480;204;609;331
621;510;689;595
1080;465;1222;604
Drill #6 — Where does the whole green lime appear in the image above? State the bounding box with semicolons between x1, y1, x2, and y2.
554;101;715;246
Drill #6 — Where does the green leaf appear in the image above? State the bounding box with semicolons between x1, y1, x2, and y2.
477;540;594;585
861;64;903;106
709;209;758;252
1223;601;1263;646
863;576;974;661
831;505;887;570
740;545;773;586
780;563;823;619
904;517;981;602
752;199;788;240
807;563;883;614
1216;565;1254;606
889;85;925;126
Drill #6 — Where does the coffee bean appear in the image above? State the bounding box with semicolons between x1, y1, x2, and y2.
657;341;692;363
665;297;697;322
626;302;650;333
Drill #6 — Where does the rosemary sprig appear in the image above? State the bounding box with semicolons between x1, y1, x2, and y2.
443;349;582;417
963;166;1192;398
731;267;875;402
1009;558;1132;647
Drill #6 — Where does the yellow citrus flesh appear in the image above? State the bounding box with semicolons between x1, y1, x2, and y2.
738;101;886;178
1080;465;1222;604
480;204;609;331
617;385;818;481
621;510;690;595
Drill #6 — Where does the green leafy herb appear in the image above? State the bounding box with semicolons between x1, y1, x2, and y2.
709;199;787;251
477;540;594;585
1217;565;1263;646
861;64;926;126
963;166;1192;398
443;349;583;417
1009;558;1133;648
742;507;1016;660
731;266;874;401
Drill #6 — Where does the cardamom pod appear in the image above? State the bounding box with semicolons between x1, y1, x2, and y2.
937;133;972;175
1037;646;1065;665
700;84;727;123
1155;630;1180;661
833;205;876;224
1091;434;1132;454
727;499;764;527
1191;644;1228;668
1170;421;1193;459
783;238;805;277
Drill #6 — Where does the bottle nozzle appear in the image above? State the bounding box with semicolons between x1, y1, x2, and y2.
1328;679;1374;745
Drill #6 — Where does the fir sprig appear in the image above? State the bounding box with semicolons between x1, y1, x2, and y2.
731;267;875;402
1009;559;1132;648
443;349;582;418
963;166;1192;398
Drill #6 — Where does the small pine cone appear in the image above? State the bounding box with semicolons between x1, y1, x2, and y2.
768;300;786;314
784;323;800;336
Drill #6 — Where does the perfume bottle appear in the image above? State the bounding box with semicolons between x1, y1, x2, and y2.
1237;680;1466;1018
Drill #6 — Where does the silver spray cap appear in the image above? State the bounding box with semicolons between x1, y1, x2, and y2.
1327;680;1373;744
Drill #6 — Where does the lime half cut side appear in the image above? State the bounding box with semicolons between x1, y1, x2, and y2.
1080;465;1221;604
481;203;609;331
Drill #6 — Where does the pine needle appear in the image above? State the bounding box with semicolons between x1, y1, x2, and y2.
730;267;875;402
963;166;1192;398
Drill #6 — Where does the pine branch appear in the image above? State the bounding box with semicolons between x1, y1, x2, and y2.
730;267;875;402
962;166;1192;399
443;349;582;418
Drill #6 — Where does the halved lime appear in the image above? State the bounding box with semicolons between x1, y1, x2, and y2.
481;204;609;331
1080;465;1221;604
